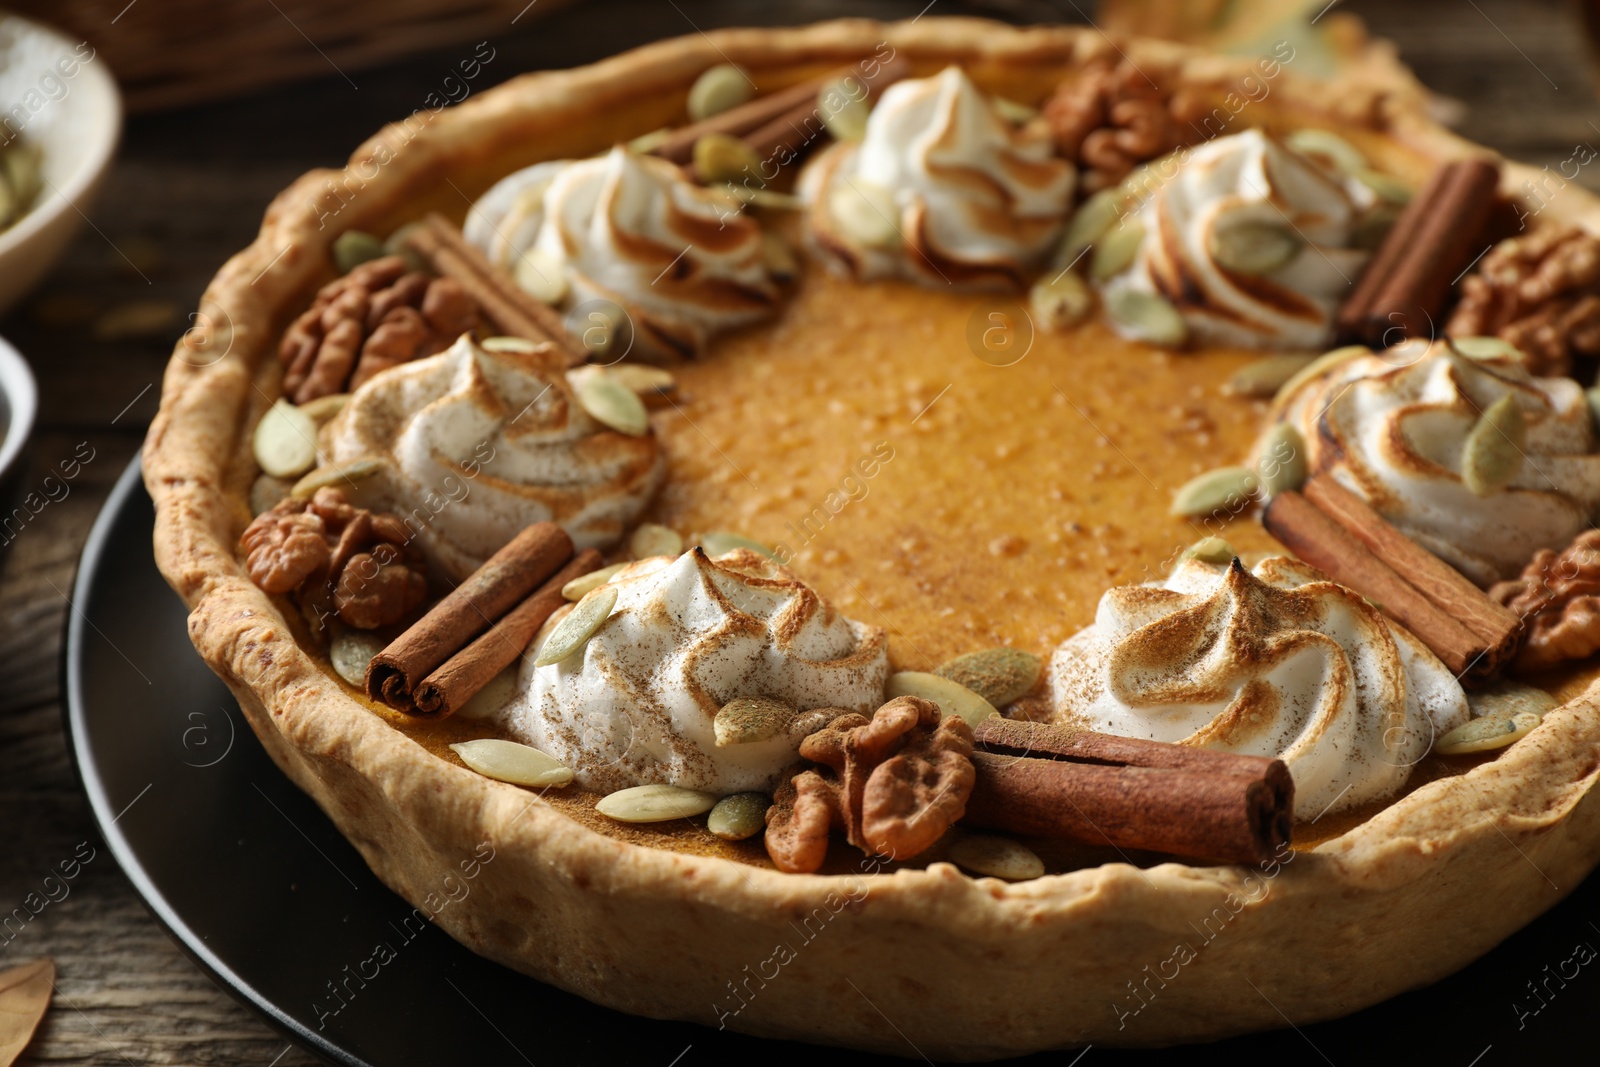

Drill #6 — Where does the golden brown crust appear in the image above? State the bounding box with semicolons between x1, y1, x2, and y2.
145;17;1600;1056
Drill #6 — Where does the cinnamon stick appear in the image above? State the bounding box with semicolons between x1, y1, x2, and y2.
413;548;603;718
404;215;587;366
1262;489;1490;675
366;522;574;712
963;718;1293;865
1302;474;1522;655
1337;159;1500;346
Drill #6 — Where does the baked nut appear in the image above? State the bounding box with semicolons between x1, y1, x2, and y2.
1042;58;1191;193
1491;529;1600;669
240;509;329;594
334;542;429;628
1449;226;1600;377
764;696;975;873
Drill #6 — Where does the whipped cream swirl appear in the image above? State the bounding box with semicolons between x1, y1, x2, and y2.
1103;129;1374;349
465;146;781;356
1279;341;1600;585
503;548;889;794
323;335;664;580
1048;556;1468;818
801;65;1075;288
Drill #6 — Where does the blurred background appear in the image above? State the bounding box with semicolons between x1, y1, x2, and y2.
2;1;1598;1062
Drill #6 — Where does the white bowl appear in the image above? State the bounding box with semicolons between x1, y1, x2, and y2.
0;13;121;315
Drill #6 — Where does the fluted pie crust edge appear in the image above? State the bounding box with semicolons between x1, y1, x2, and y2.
143;18;1600;1057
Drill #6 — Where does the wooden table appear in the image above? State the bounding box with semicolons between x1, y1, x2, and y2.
1;0;1594;1062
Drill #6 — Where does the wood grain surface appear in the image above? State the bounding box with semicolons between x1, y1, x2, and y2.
1;0;1595;1062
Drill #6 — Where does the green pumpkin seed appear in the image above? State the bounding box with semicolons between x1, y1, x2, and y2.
608;364;677;399
561;562;630;602
332;230;386;274
1090;219;1144;281
707;792;771;840
1466;681;1558;721
596;783;718;822
1356;168;1412;205
990;97;1038;124
1104;288;1188;347
1211;221;1300;275
1170;465;1259;518
762;231;800;283
2;142;40;209
627;128;673;154
1587;386;1600;435
1269;344;1370;417
481;336;543;354
713;697;828;747
329;630;386;686
250;474;292;516
934;649;1042;707
1254;422;1308;496
514;246;569;305
1285;129;1367;175
947;833;1045;881
297;392;350;423
687;64;754;122
819;78;872;142
1451;335;1524;362
1183;536;1238;564
1226;354;1317;398
1460;394;1526;497
457;668;519;720
885;671;998;729
570;367;650;437
384;222;431;273
693;132;762;184
450;739;574;787
253;398;319;478
630;523;683;559
290;455;387;500
1435;710;1542;756
1055;187;1128;269
699;531;776;559
828;179;900;248
1030;271;1094;332
533;585;617;666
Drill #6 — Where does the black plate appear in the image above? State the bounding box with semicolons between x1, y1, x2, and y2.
66;458;1593;1064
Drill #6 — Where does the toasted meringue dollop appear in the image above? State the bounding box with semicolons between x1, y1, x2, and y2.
1278;341;1600;585
465;146;781;356
502;548;890;794
323;335;664;579
801;65;1075;288
1048;556;1468;818
1103;129;1375;349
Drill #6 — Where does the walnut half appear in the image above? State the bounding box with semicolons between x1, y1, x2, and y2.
764;696;975;874
1490;529;1600;670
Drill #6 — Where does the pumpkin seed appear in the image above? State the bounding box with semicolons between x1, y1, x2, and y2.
829;179;900;248
1055;187;1128;269
570;366;650;437
991;97;1038;124
1030;271;1094;332
1466;680;1557;721
253;398;319;478
1254;422;1308;496
1183;536;1238;564
481;336;543;354
1211;221;1300;275
450;739;574;787
513;246;569;305
608;364;677;399
1435;710;1542;756
699;531;776;559
885;671;998;729
1451;335;1523;362
1587;386;1600;435
329;630;386;686
333;230;387;274
1170;465;1259;518
819;78;872;142
714;696;812;746
457;667;520;720
561;562;630;602
250;474;292;516
948;833;1045;881
707;792;771;840
1269;344;1369;417
383;222;431;273
3;142;40;208
1356;168;1412;205
934;648;1041;707
693;132;762;184
1227;354;1317;398
290;455;387;499
1285;129;1367;175
687;64;754;121
1461;394;1526;496
762;232;800;283
627;128;673;154
630;522;683;559
297;392;350;423
1104;288;1187;347
1090;219;1144;281
533;585;617;666
596;783;719;822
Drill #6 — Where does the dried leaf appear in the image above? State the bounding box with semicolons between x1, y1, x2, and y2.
0;958;55;1066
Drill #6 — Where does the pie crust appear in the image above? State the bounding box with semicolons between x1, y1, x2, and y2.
145;18;1600;1056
